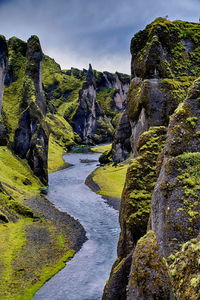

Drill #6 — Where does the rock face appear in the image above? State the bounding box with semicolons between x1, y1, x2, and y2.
127;231;173;300
0;36;8;113
72;64;104;144
111;19;199;163
13;36;49;184
71;64;130;144
104;19;200;300
111;112;132;163
151;81;200;257
0;36;8;144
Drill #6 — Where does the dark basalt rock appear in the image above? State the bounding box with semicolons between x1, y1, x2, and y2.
111;111;132;163
103;254;132;300
151;80;200;257
0;35;8;145
0;35;8;112
14;36;49;185
72;64;114;144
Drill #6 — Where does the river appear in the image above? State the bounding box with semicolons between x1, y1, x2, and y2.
33;152;120;300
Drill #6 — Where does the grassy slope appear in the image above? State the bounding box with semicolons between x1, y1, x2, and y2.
92;163;129;199
90;144;112;153
90;144;128;199
47;114;76;173
0;146;77;299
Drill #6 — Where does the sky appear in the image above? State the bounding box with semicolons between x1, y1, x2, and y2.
0;0;199;74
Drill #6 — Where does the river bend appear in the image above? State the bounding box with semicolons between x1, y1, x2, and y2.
33;152;120;300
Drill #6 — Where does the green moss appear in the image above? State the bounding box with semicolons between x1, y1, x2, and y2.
96;87;116;117
186;117;198;128
2;38;27;142
42;55;83;120
169;236;200;300
90;144;112;153
47;114;77;173
113;258;126;274
121;126;166;242
112;112;123;128
129;231;172;298
163;153;200;245
131;19;200;78
0;219;76;300
0;146;42;199
7;200;34;218
48;135;66;173
0;219;28;299
0;211;9;223
127;79;149;122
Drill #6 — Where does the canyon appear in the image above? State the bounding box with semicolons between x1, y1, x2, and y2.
0;17;199;300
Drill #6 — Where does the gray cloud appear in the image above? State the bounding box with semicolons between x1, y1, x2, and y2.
0;0;199;73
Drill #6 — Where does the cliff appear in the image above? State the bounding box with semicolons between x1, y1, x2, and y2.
0;35;8;144
0;35;86;299
103;18;200;300
111;18;198;163
13;36;49;185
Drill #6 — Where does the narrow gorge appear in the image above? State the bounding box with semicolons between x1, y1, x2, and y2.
0;17;199;300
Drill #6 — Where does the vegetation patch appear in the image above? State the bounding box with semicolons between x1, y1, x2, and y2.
121;126;167;243
92;162;129;199
0;219;75;300
90;144;112;153
169;236;200;300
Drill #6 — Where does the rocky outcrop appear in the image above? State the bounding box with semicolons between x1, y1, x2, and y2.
0;35;8;144
151;80;200;257
99;71;129;111
127;231;173;300
71;64;130;144
104;19;200;300
0;36;8;113
13;36;49;184
72;64;108;144
111;19;199;163
111;111;132;163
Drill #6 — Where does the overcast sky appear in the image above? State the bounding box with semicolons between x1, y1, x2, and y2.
0;0;199;74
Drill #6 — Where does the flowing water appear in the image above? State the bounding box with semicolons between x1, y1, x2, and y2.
33;152;120;300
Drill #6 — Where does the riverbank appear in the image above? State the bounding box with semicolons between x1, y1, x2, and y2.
0;145;86;300
0;193;86;300
85;172;120;210
85;161;130;211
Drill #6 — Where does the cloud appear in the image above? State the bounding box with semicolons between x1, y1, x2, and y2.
0;0;199;73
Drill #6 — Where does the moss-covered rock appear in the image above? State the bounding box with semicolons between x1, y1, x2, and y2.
13;36;49;185
102;254;132;300
103;126;167;299
104;19;200;300
2;37;27;143
169;235;200;300
151;79;200;257
0;35;8;144
127;231;173;300
43;60;129;145
118;126;166;258
0;35;8;113
131;19;200;78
